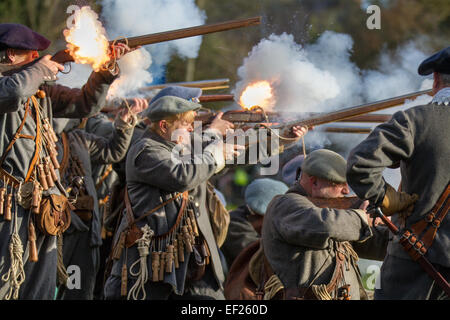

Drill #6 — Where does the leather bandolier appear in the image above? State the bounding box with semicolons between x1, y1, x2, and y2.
399;182;450;262
58;131;94;223
0;94;71;261
224;196;364;300
109;186;212;299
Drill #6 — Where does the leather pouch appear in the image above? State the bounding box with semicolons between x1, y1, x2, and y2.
37;194;72;236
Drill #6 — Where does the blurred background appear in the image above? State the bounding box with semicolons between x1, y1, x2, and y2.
1;0;449;294
1;0;448;84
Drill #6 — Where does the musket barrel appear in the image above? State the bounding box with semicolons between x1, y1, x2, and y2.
276;89;432;135
140;79;230;92
115;16;262;48
199;94;235;103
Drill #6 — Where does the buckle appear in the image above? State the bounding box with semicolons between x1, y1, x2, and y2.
413;240;427;255
432;219;441;228
408;234;418;246
401;229;411;240
425;213;434;223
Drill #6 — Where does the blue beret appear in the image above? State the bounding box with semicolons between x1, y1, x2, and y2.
146;95;201;121
0;24;50;51
282;155;305;185
418;47;450;76
150;86;202;104
245;178;288;215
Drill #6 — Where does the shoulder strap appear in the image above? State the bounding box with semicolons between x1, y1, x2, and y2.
25;96;42;182
58;132;70;177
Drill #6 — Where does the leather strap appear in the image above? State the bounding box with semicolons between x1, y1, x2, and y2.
58;132;70;177
25;96;42;182
0;168;20;188
124;186;188;235
95;164;113;190
400;182;450;261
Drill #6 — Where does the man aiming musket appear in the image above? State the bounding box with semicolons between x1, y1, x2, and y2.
0;22;135;300
346;47;450;300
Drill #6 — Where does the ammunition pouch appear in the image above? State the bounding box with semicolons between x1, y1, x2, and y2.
72;195;94;222
37;194;72;236
205;181;230;248
186;241;207;282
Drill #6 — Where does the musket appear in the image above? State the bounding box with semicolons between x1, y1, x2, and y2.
139;79;230;92
274;89;432;137
195;110;392;125
195;89;431;126
51;17;262;64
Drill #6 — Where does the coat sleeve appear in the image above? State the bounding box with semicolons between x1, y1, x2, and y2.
80;116;135;164
130;140;224;193
46;68;119;119
269;195;373;249
0;60;55;113
351;225;390;261
346;110;416;206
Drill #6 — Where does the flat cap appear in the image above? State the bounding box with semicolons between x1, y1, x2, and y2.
0;23;51;51
245;178;288;215
301;149;347;184
146;95;201;122
141;86;203;119
418;46;450;76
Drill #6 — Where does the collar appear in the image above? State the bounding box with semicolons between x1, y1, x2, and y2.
286;183;308;196
143;128;177;149
432;87;450;106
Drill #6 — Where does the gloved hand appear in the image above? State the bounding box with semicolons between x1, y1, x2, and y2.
381;183;419;216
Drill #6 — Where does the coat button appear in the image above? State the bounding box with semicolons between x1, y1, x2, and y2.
195;202;199;207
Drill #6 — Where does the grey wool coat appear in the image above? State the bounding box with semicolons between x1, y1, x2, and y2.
55;116;135;300
262;184;389;300
104;128;226;299
0;58;118;300
346;98;450;299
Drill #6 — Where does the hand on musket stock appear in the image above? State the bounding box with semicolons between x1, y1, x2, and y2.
291;125;310;139
40;55;65;76
109;42;141;61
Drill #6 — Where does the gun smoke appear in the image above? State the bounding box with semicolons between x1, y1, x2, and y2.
235;31;434;188
58;0;206;99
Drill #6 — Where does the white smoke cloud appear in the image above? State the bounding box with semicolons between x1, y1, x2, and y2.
102;0;206;89
235;33;341;112
58;0;206;98
235;31;435;186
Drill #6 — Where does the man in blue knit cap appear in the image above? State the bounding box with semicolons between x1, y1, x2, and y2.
221;178;289;267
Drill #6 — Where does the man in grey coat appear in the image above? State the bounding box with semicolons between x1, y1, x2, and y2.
54;105;137;300
262;149;389;300
0;23;133;299
104;95;243;300
346;47;450;300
